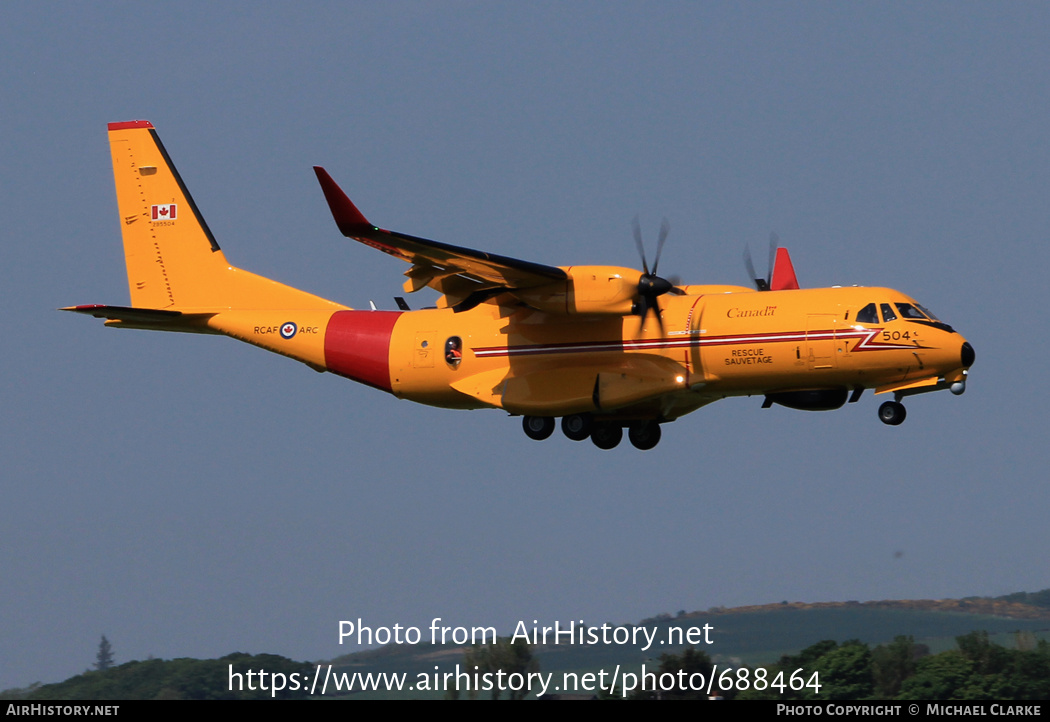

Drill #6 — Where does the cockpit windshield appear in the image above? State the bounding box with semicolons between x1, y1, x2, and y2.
894;302;928;320
855;300;945;326
914;303;940;321
895;300;953;332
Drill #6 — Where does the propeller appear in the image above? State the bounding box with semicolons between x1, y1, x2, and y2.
631;216;681;332
743;232;779;291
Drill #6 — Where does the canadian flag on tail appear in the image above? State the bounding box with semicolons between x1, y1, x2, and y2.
151;204;177;221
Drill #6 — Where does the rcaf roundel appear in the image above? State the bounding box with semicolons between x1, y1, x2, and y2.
151;204;177;221
280;322;297;340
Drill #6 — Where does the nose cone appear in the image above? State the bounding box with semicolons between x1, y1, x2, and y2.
961;341;975;368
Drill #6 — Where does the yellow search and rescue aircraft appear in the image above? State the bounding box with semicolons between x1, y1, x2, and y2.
65;121;975;450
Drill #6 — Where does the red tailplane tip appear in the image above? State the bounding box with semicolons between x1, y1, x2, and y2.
107;120;155;131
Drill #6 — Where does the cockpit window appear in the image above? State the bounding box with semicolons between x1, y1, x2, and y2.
915;303;940;321
894;303;927;320
880;303;897;322
856;303;878;324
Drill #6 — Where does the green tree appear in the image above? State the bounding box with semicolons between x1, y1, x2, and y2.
462;638;538;700
872;635;927;698
95;636;114;671
898;650;977;700
629;647;718;700
741;640;871;701
816;640;873;700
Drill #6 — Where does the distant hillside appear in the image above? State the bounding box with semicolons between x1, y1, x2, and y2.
660;594;1050;625
8;653;312;701
7;589;1048;700
325;589;1050;686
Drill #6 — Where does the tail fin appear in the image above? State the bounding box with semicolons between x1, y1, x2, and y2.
107;121;342;312
769;247;800;291
108;120;227;309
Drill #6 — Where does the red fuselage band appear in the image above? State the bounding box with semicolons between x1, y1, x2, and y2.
324;311;402;392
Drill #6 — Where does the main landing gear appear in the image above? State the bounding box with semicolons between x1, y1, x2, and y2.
522;415;555;440
522;414;662;450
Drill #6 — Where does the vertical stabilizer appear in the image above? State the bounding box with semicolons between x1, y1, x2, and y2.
107;121;344;312
108;121;230;309
769;247;800;291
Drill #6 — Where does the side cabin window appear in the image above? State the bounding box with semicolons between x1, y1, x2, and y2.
445;336;462;368
856;303;878;324
880;303;897;322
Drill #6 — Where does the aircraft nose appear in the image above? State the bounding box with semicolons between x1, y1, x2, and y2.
961;341;975;368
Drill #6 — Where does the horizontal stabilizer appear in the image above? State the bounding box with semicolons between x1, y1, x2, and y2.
61;305;218;333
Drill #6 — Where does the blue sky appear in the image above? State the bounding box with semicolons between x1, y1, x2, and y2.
2;2;1048;690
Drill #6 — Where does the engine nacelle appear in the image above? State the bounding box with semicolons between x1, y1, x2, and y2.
515;266;642;315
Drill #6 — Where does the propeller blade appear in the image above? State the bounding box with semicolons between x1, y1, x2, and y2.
636;294;665;335
632;216;649;275
743;244;769;290
743;244;759;287
767;232;779;288
630;216;675;334
652;217;670;275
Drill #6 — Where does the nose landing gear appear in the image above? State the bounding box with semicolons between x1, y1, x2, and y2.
878;400;907;426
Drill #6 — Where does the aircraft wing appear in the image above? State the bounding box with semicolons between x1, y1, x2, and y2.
314;168;567;306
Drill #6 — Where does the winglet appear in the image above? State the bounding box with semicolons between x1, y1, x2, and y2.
313;167;373;236
769;247;800;290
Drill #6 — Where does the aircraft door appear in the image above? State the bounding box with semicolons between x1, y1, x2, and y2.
687;297;706;380
413;332;435;368
805;314;837;370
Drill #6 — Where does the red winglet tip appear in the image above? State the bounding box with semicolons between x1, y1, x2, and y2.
313;167;372;235
107;120;155;131
770;247;800;291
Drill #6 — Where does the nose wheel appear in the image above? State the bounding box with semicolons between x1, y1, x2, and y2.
878;401;907;426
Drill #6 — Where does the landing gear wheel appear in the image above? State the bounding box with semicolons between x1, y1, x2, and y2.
628;421;662;450
522;415;555;441
591;422;623;450
878;401;907;426
561;414;593;441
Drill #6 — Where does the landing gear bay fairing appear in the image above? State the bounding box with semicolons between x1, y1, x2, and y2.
66;121;975;450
